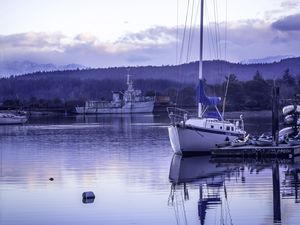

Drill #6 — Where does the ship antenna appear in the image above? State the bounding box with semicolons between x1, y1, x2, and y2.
126;68;131;86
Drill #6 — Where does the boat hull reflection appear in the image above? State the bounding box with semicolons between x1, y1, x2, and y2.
169;154;236;184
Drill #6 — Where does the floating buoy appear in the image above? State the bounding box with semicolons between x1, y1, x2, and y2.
82;191;95;204
49;177;54;181
82;198;95;204
82;191;95;199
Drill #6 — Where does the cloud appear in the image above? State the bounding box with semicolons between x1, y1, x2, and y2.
119;26;177;45
264;1;300;21
0;32;65;51
0;20;300;69
0;28;178;67
281;0;300;9
272;13;300;31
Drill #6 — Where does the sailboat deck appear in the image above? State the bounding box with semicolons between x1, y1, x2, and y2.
211;144;300;158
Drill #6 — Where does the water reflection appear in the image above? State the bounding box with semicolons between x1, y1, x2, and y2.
169;155;238;225
168;155;300;225
2;114;300;225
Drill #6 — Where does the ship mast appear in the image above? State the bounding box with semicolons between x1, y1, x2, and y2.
126;68;133;91
198;0;204;117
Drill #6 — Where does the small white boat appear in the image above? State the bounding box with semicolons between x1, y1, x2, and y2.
282;105;300;116
254;138;272;146
0;112;28;125
231;134;249;147
279;126;296;137
284;114;300;125
251;134;273;146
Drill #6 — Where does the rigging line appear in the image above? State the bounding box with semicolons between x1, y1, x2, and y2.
216;0;224;80
213;0;219;60
217;0;222;60
181;190;188;225
179;0;191;64
212;0;219;92
176;0;179;65
224;0;228;62
173;204;180;225
223;0;229;109
214;0;222;63
213;0;223;91
204;1;215;60
186;0;195;62
216;0;222;60
188;0;200;62
175;0;191;106
222;74;230;118
175;193;181;225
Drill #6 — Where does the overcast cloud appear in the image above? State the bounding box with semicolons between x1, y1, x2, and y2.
272;13;300;31
0;14;300;68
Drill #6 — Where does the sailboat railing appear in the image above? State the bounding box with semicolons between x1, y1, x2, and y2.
226;118;245;131
167;107;190;125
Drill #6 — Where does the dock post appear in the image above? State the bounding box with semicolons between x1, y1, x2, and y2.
272;86;280;146
272;163;281;222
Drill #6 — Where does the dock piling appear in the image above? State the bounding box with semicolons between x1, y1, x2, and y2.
272;86;280;146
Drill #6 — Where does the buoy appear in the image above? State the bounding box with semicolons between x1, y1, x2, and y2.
49;177;54;181
82;191;95;199
82;198;95;204
82;191;95;204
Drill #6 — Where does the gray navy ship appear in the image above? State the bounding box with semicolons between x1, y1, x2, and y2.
75;72;155;114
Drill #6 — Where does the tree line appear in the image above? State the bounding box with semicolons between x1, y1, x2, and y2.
0;69;298;111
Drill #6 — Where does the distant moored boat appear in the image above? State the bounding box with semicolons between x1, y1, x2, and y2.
0;111;28;125
75;71;155;114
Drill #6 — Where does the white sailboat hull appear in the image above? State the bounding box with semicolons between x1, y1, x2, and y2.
168;125;241;155
75;101;154;114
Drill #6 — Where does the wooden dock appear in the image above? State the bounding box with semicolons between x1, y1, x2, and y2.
211;144;300;158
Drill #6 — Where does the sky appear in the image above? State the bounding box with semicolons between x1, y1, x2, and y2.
0;0;300;67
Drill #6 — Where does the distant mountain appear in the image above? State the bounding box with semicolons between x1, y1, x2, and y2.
240;55;294;64
0;60;86;76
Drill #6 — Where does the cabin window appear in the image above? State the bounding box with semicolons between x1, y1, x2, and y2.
226;126;230;131
220;126;222;130
231;127;234;131
211;125;214;129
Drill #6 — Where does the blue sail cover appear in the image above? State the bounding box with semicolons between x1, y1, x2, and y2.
197;80;221;106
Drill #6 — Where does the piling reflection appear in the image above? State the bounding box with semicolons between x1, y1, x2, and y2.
168;155;300;225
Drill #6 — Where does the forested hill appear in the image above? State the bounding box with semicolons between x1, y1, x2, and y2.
10;57;300;84
1;57;299;110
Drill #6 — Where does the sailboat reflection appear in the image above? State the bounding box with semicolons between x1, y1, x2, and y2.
168;155;238;225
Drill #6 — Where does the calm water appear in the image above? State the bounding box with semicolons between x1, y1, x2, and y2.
0;113;299;225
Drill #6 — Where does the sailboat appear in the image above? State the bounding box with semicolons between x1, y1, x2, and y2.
167;0;246;155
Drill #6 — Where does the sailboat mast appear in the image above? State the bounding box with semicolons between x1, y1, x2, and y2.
198;0;204;117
